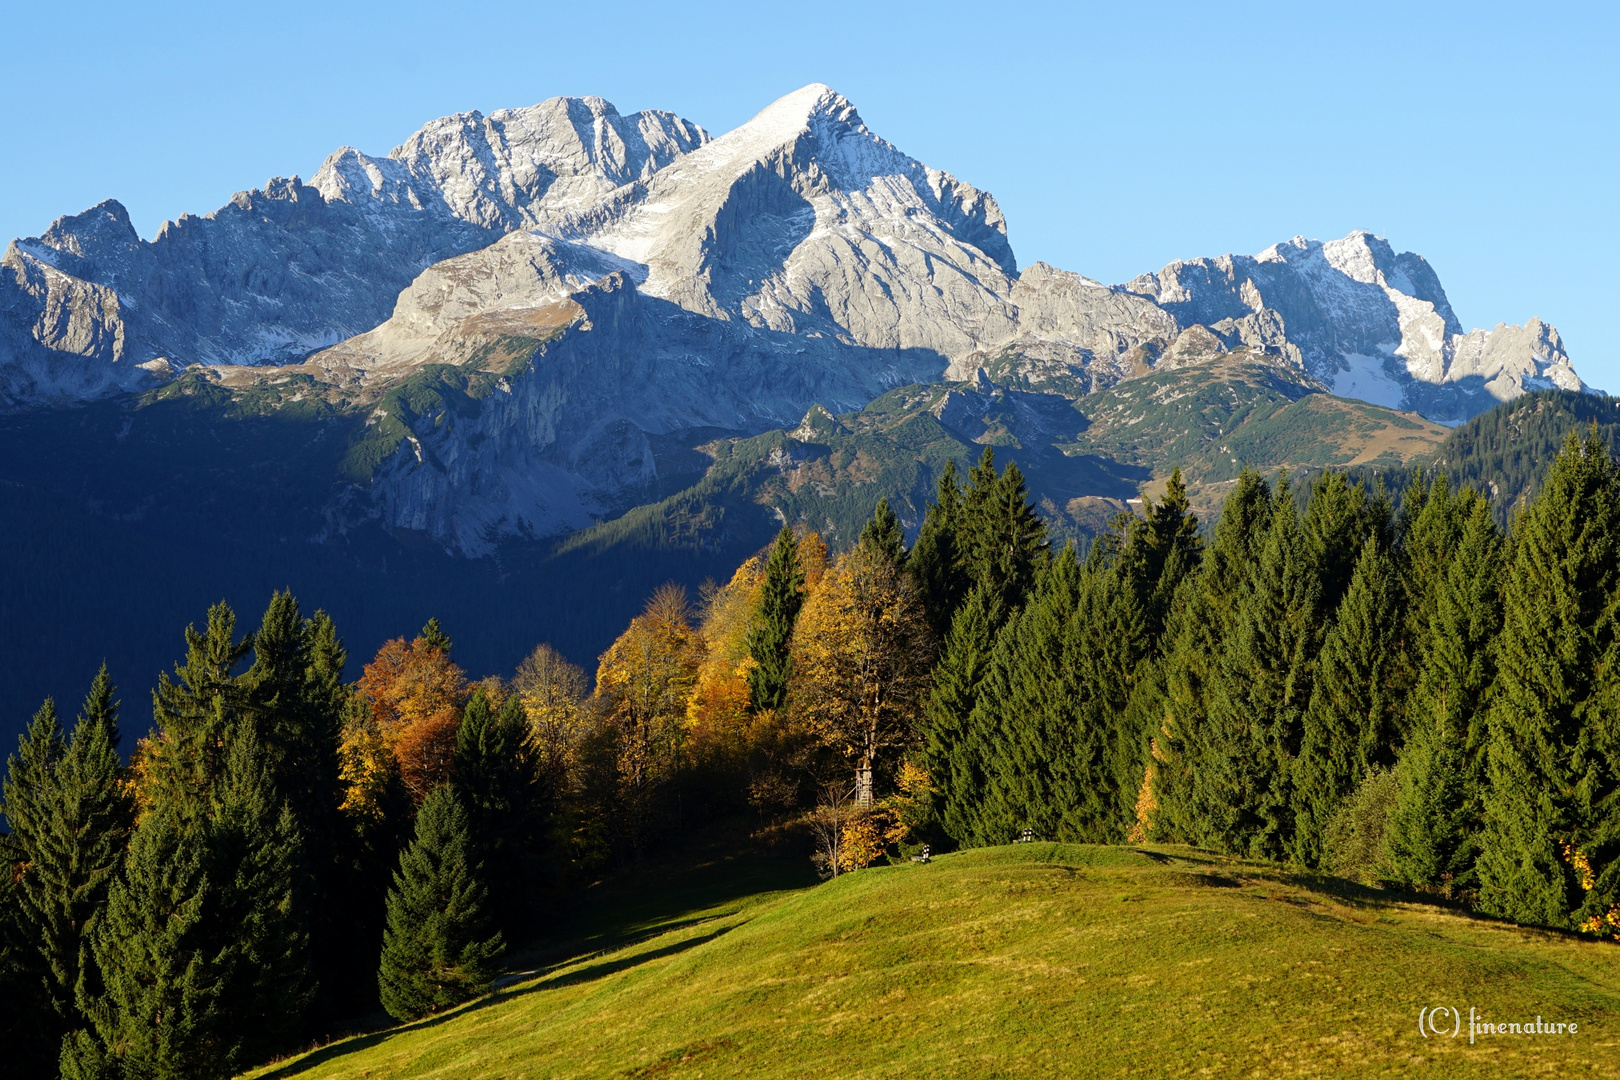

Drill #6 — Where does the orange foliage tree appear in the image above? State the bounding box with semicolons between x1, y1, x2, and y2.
350;635;469;805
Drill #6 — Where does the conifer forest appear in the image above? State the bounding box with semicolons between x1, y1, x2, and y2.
4;431;1620;1079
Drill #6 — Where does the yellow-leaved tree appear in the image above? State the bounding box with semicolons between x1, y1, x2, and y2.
593;584;702;853
790;544;932;806
686;557;762;736
512;642;590;781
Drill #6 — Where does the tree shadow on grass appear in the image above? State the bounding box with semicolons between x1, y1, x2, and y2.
255;923;738;1080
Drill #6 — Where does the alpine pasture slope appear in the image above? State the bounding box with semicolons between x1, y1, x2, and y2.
247;842;1620;1079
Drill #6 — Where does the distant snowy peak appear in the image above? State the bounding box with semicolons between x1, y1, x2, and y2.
1122;230;1586;421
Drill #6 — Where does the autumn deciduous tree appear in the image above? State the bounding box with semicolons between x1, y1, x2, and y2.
791;544;933;806
355;635;468;804
594;584;702;853
511;643;590;780
689;558;763;735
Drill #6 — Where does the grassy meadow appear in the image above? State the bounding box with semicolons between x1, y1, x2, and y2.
247;838;1620;1079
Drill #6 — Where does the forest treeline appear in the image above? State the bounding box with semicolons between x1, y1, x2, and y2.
5;433;1620;1079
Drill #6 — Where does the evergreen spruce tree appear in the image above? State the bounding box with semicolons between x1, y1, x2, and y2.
918;583;1005;847
1388;473;1468;735
1189;479;1321;859
244;593;342;843
958;450;1048;614
1302;471;1372;616
1155;470;1274;845
453;691;546;938
1108;472;1200;837
1071;553;1154;839
1119;467;1202;649
973;548;1084;843
1292;538;1401;866
65;802;224;1080
1479;430;1620;929
33;677;131;1045
378;785;504;1021
244;593;352;1020
68;726;313;1080
79;664;120;751
206;730;313;1065
1396;474;1462;650
144;602;254;818
0;827;33;1073
747;527;806;713
908;460;967;635
419;618;453;654
973;542;1148;844
1385;494;1501;892
857;497;908;569
2;698;67;1078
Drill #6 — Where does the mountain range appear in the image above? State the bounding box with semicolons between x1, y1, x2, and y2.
1;84;1590;556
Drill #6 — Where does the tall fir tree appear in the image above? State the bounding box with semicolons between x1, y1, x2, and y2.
973;548;1084;844
1479;430;1620;930
908;460;967;635
747;527;806;713
1155;470;1274;845
243;593;353;1021
1118;467;1202;650
1182;478;1322;859
1384;492;1502;892
79;664;120;751
33;676;131;1058
205;730;313;1065
142;602;254;819
858;497;908;569
378;784;504;1021
957;450;1047;614
1071;551;1154;839
2;698;68;1079
68;726;310;1080
453;691;547;939
0;824;32;1073
63;801;222;1080
418;618;453;654
1302;471;1373;617
918;583;1005;847
972;541;1150;844
1292;537;1401;866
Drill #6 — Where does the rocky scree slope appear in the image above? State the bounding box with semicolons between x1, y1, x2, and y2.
0;85;1592;554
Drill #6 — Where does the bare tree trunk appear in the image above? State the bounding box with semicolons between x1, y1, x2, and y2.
855;759;873;808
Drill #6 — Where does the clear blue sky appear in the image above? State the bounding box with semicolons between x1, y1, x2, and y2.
4;1;1614;390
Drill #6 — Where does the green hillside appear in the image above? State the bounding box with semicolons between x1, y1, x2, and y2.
1426;389;1620;522
249;840;1620;1080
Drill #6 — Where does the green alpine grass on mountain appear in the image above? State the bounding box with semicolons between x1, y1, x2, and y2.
243;838;1620;1080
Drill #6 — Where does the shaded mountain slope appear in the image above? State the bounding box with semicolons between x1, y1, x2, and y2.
562;349;1452;552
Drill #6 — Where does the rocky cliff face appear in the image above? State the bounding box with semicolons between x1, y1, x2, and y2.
0;97;708;407
0;85;1595;551
1120;232;1585;422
